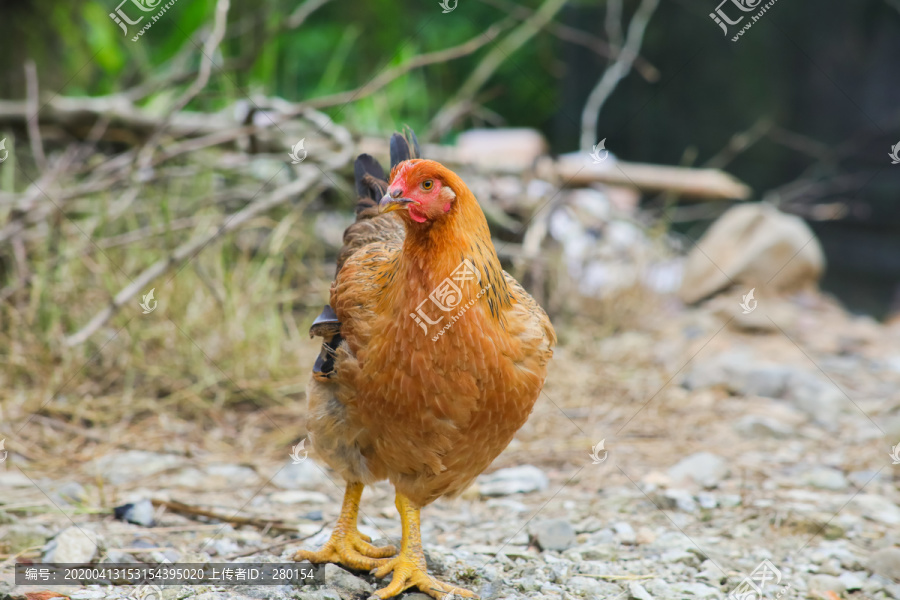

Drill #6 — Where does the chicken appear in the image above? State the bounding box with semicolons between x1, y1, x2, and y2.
294;129;556;599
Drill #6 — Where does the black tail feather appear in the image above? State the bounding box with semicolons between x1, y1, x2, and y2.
390;126;421;170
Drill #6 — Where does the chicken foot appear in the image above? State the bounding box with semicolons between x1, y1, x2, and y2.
370;492;477;599
293;481;397;571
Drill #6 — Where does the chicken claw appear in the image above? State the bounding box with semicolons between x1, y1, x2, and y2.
370;492;477;599
293;482;397;571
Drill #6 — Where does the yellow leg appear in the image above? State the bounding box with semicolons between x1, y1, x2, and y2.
292;482;397;571
371;492;477;599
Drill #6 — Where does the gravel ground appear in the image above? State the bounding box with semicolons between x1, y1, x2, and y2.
2;290;900;600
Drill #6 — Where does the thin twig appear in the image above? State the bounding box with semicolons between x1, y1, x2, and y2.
24;59;47;171
136;0;232;171
429;0;568;139
151;499;307;534
579;0;660;152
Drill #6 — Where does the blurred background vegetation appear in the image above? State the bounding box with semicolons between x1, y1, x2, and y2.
0;0;898;452
2;0;899;315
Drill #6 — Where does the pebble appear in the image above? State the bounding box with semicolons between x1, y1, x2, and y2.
734;415;795;439
477;465;549;496
785;371;845;425
808;574;847;594
270;459;330;490
851;495;900;525
868;547;900;580
613;522;636;545
321;564;373;599
114;499;156;527
670;582;720;597
659;489;697;512
636;527;656;545
269;490;330;504
838;571;867;591
802;467;849;490
91;450;187;484
630;581;654;600
529;519;576;551
697;492;717;509
44;527;98;563
667;452;728;488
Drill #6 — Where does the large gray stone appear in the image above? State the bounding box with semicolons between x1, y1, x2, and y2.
679;203;824;304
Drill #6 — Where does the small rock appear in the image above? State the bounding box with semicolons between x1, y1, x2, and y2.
785;371;845;425
478;465;549;496
661;489;698;512
838;572;866;591
612;522;636;545
868;547;900;580
569;577;622;596
529;519;576;552
270;490;330;504
113;499;156;527
697;492;717;509
851;495;900;525
636;527;656;545
630;581;654;600
808;574;847;594
802;467;848;490
91;450;187;484
270;459;330;489
44;527;98;563
697;559;727;582
734;416;795;439
669;582;720;597
322;564;374;599
668;452;729;488
54;482;88;505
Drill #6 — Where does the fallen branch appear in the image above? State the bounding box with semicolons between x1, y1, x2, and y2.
541;154;752;200
151;499;307;534
64;171;322;347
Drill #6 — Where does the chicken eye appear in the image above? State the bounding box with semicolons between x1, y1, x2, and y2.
421;180;434;191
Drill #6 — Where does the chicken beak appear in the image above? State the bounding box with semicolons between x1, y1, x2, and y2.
378;188;414;214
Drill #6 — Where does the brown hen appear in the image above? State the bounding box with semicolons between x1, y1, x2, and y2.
294;130;556;599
